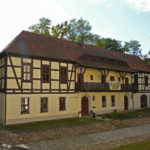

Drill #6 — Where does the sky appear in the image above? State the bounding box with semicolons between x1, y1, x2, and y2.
0;0;150;54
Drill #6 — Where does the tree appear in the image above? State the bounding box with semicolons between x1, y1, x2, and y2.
51;18;97;45
75;18;92;43
28;17;51;35
95;38;125;53
123;40;142;56
51;21;70;39
143;51;150;64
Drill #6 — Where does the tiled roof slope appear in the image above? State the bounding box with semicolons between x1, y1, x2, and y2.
2;31;150;73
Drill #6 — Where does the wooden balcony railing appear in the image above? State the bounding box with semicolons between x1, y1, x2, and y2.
75;82;138;92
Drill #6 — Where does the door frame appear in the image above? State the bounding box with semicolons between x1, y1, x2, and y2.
81;96;89;115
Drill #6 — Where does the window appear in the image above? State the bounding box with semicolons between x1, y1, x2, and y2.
134;74;138;84
42;65;50;82
60;67;68;84
93;96;95;101
90;75;93;80
22;63;32;82
102;96;106;107
118;77;121;82
59;97;66;111
125;78;129;84
145;76;148;86
110;76;115;81
21;98;29;114
101;75;106;84
41;97;48;113
111;95;115;107
78;73;84;83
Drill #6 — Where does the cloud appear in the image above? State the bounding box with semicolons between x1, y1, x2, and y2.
124;0;150;12
88;0;104;4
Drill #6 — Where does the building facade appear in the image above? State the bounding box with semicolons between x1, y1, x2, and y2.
0;31;150;125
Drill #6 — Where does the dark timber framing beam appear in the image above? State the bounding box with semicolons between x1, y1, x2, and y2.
9;56;21;89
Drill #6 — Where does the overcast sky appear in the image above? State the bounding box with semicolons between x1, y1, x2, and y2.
0;0;150;54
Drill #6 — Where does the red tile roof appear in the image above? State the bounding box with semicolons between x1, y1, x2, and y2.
2;31;150;73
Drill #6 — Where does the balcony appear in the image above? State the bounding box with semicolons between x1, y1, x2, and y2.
75;82;138;92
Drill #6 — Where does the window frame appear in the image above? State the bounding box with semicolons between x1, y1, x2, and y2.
111;95;115;107
101;75;106;84
40;97;48;113
90;75;93;80
42;65;51;83
110;76;115;81
102;96;106;108
144;76;148;86
125;77;129;84
20;97;30;114
22;63;32;82
60;66;68;84
59;97;66;111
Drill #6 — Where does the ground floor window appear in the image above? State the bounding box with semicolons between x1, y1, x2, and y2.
21;98;29;114
59;97;66;111
41;97;48;113
102;96;106;107
111;95;115;107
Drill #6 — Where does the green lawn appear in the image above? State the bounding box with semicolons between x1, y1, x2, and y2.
6;118;100;132
112;141;150;150
99;108;150;120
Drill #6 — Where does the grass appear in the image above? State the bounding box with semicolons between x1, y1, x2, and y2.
112;141;150;150
99;108;150;120
5;117;100;132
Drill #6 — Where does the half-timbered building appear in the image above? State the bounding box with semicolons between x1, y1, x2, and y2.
0;31;150;125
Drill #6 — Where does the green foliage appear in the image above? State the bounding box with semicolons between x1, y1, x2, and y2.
143;51;150;64
96;38;125;53
28;17;144;56
28;17;51;35
123;40;142;56
6;118;100;131
51;21;70;39
51;18;100;45
112;141;150;150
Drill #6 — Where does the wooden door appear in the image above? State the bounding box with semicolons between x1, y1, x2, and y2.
124;96;128;110
81;96;89;115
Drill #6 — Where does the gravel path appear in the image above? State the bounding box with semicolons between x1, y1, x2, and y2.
25;124;150;150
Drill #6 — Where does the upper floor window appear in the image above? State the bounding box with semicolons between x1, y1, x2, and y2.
78;73;84;83
118;77;121;82
125;78;129;84
21;98;29;114
101;75;106;84
22;63;32;82
93;96;95;101
102;96;106;107
145;76;148;86
90;75;93;80
59;97;66;111
110;76;115;81
134;74;138;84
41;97;48;113
60;67;67;84
42;65;50;82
